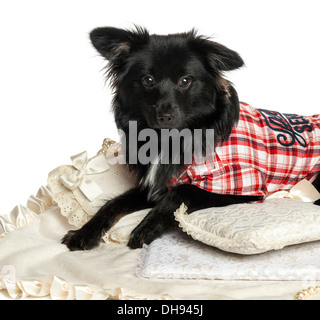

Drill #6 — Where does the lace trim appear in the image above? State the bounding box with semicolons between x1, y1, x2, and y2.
47;165;92;228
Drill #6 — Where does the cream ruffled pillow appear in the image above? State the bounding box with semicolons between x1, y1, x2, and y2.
47;138;151;244
174;197;320;254
48;139;138;229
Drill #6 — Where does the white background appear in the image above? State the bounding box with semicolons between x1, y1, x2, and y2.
1;0;320;215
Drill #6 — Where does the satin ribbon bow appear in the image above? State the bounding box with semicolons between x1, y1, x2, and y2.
266;179;320;202
60;151;110;201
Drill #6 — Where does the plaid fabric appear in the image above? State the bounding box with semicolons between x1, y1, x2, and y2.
170;102;320;197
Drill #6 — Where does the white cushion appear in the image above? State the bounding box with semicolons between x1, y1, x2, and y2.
136;231;320;280
174;198;320;254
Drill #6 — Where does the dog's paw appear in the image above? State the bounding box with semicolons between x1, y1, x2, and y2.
61;228;101;251
127;218;163;249
128;229;155;249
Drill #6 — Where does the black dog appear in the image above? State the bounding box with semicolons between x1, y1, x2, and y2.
62;26;320;250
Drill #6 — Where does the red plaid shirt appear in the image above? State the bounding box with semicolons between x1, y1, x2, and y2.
170;102;320;197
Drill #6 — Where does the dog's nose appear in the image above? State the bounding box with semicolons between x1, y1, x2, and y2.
157;113;175;125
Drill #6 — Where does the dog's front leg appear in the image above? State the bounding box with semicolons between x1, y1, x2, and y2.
128;189;182;249
128;184;262;249
62;187;150;251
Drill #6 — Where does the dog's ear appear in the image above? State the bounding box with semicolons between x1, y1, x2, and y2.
189;33;244;71
90;26;149;60
204;41;244;71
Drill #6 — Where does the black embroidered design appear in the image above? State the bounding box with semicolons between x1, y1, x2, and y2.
258;109;313;147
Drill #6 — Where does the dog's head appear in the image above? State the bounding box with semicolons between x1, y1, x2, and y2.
90;26;243;140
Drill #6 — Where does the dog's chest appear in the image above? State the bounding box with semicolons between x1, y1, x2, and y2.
141;162;161;190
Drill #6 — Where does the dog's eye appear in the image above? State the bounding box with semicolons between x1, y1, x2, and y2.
179;77;192;88
142;76;155;88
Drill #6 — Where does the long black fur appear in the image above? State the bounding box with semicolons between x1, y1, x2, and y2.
62;26;320;250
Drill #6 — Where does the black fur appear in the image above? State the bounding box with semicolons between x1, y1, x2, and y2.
62;26;320;250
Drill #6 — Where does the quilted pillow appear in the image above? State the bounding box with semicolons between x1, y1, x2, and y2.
174;198;320;254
